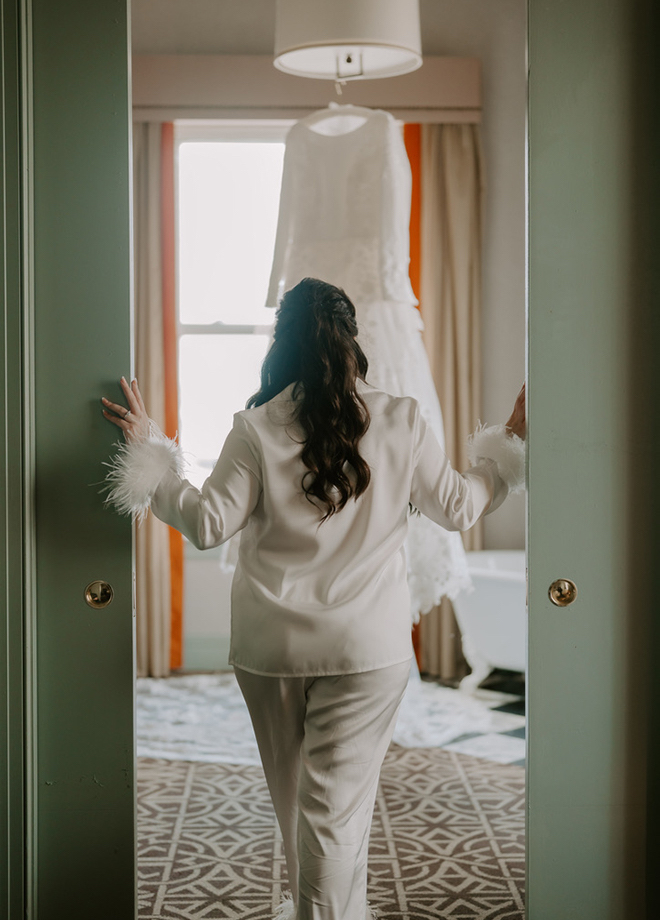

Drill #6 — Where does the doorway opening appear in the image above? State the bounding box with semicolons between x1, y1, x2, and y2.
133;115;526;918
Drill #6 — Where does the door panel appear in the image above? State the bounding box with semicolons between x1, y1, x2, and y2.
31;1;134;916
527;0;648;916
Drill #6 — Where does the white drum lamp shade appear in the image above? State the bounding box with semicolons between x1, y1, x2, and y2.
274;0;422;81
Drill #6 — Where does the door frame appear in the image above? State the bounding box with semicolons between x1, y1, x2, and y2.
0;0;31;915
12;1;135;918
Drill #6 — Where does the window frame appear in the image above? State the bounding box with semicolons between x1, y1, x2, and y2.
173;120;291;471
174;119;293;338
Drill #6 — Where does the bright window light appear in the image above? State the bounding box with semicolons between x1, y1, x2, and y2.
176;135;285;488
178;334;270;485
178;142;284;325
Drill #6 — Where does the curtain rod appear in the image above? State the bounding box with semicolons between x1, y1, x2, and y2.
132;107;481;124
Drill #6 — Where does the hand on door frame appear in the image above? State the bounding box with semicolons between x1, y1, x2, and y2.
505;383;526;440
101;376;150;443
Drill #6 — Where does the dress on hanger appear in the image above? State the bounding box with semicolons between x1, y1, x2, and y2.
267;104;471;616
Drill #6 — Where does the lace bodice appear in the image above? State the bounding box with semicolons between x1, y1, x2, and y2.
267;107;417;307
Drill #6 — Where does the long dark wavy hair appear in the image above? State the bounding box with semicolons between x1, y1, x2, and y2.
247;278;371;520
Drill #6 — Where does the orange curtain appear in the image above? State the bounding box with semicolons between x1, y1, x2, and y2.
404;124;423;670
161;123;184;670
404;124;422;308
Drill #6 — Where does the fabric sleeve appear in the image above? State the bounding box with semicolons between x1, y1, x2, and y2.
467;422;526;495
103;414;262;550
409;409;523;531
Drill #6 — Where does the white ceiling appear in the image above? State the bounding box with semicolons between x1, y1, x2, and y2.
130;0;466;56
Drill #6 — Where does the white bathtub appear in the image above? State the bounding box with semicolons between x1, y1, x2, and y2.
451;550;527;693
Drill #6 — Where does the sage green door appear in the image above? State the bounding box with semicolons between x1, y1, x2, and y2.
30;1;134;917
526;0;652;916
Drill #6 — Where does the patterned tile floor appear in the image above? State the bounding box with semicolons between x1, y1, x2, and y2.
138;746;525;920
423;670;526;768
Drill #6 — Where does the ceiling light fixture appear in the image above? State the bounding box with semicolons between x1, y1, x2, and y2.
273;0;422;82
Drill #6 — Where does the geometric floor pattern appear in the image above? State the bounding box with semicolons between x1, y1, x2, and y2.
138;746;525;919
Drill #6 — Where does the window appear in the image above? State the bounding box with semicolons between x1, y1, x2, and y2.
175;122;291;487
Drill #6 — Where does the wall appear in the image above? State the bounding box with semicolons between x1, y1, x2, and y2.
132;55;482;122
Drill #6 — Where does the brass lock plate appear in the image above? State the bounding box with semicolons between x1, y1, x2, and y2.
548;578;578;607
84;580;114;609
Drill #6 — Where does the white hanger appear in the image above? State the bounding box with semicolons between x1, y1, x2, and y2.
301;102;376;136
302;102;375;124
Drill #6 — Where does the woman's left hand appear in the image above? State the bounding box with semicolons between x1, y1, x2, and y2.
505;383;526;440
101;377;150;443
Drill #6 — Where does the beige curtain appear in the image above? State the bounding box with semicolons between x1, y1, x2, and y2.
133;123;171;677
419;123;484;681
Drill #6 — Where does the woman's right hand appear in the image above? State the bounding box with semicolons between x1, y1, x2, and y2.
505;383;526;440
101;376;151;443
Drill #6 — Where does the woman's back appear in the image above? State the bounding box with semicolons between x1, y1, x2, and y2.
229;379;419;677
104;278;521;678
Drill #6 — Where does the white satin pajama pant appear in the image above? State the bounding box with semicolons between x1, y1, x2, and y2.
234;658;412;920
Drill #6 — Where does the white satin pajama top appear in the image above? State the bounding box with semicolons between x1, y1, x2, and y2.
105;379;525;677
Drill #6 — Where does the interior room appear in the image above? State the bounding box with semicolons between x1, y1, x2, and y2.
129;1;528;918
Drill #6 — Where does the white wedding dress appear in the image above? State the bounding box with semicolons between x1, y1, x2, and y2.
267;104;470;618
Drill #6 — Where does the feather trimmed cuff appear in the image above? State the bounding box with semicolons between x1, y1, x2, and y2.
273;894;295;920
467;422;526;494
102;421;185;523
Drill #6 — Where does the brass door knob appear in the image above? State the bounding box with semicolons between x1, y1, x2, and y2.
84;580;114;609
548;578;578;607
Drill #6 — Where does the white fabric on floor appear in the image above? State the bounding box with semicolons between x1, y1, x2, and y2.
136;663;525;766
